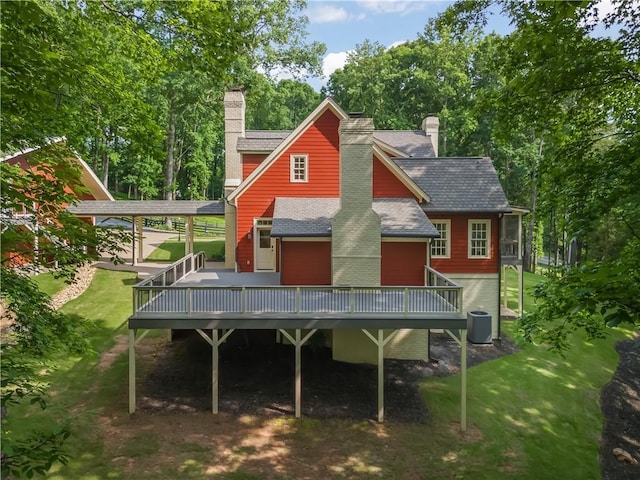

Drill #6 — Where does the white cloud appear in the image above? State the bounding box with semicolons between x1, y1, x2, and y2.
322;51;351;78
307;4;350;23
386;40;408;50
592;0;616;21
356;0;430;16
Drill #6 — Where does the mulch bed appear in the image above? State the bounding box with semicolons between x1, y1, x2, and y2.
599;336;640;480
137;330;519;423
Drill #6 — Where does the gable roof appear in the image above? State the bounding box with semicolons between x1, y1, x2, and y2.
271;197;439;238
393;157;511;213
1;138;114;201
227;97;349;204
235;129;435;158
237;130;291;152
373;131;436;157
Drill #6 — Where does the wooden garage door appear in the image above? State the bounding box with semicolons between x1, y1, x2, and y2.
281;241;331;285
381;242;427;286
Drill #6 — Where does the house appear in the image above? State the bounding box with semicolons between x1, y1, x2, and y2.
222;90;517;364
1;138;113;266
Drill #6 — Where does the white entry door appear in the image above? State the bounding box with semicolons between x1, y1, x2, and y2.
255;221;275;271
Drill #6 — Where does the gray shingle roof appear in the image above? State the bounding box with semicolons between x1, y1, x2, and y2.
393;157;511;213
237;130;291;152
67;200;225;216
373;131;436;157
236;129;435;158
271;197;439;238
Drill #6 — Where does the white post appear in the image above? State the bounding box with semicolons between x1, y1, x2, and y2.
518;265;524;316
503;265;508;307
128;329;136;413
212;329;219;414
461;329;467;432
377;329;384;423
295;329;302;418
131;216;137;266
137;216;144;264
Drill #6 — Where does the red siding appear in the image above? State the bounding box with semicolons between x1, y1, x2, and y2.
281;241;331;285
236;109;341;271
373;156;415;198
242;154;267;179
381;242;427;285
430;214;500;274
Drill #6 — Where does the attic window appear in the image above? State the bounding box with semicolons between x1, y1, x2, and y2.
290;154;308;183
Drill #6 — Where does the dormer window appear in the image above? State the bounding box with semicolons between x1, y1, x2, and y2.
290;154;308;183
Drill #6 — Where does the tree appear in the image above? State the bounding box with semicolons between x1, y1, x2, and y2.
439;0;640;348
1;143;129;478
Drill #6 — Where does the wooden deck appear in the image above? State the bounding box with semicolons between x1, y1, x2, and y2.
129;257;465;330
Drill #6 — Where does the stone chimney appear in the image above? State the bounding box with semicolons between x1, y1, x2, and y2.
224;89;245;269
422;116;439;157
331;117;381;286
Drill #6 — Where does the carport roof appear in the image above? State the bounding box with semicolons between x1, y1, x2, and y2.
68;200;225;216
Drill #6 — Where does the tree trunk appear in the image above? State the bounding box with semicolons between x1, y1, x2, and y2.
523;138;543;273
164;92;177;228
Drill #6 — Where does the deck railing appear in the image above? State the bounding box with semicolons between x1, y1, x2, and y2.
133;262;463;318
134;251;207;311
425;266;463;310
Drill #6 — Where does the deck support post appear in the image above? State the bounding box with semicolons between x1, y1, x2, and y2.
278;329;317;418
212;329;219;413
461;329;467;432
129;329;136;413
361;329;399;423
196;328;235;414
445;328;468;432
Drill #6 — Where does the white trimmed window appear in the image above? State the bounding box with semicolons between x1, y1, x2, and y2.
468;219;491;258
431;220;450;258
290;154;308;182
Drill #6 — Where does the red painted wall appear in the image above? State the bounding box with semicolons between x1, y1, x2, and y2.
242;154;267;179
281;241;332;285
381;242;427;285
429;213;500;274
373;156;415;198
236;109;341;271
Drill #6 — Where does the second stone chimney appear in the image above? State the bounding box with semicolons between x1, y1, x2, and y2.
331;117;381;286
223;89;245;269
422;116;439;157
224;89;245;187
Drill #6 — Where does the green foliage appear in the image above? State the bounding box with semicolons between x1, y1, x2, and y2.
0;143;130;477
521;240;640;352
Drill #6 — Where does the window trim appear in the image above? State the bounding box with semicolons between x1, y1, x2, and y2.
290;154;308;183
468;219;491;259
430;219;451;259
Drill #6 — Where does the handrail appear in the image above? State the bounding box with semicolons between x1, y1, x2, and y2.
132;283;463;317
133;252;207;313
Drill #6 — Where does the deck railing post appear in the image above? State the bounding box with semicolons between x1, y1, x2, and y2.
404;288;409;315
296;287;301;314
241;287;246;313
186;288;192;315
350;288;355;313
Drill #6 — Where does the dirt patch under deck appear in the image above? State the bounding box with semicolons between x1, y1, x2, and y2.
135;330;519;423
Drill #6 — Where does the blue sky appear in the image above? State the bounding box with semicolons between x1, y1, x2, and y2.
298;0;616;91
300;0;511;90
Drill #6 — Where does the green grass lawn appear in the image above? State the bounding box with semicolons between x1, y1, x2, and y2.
145;239;225;262
502;267;544;314
32;271;69;297
6;268;634;479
